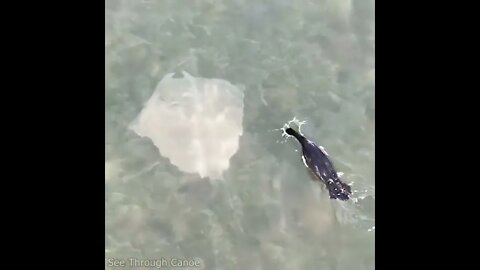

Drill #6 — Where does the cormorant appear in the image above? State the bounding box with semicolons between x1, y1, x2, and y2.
286;127;351;201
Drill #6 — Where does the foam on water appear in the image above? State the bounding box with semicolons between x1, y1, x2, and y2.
270;117;308;144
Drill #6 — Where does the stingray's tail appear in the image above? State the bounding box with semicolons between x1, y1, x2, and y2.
327;180;352;201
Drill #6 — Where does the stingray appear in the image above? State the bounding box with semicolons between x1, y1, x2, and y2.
129;71;245;180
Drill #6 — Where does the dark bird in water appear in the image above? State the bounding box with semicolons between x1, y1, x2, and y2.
286;127;352;201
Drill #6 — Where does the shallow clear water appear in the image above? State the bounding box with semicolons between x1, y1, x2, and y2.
106;0;375;269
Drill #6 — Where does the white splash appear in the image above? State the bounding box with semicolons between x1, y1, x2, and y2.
273;116;308;144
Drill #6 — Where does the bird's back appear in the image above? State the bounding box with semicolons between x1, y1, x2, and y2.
287;127;351;200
